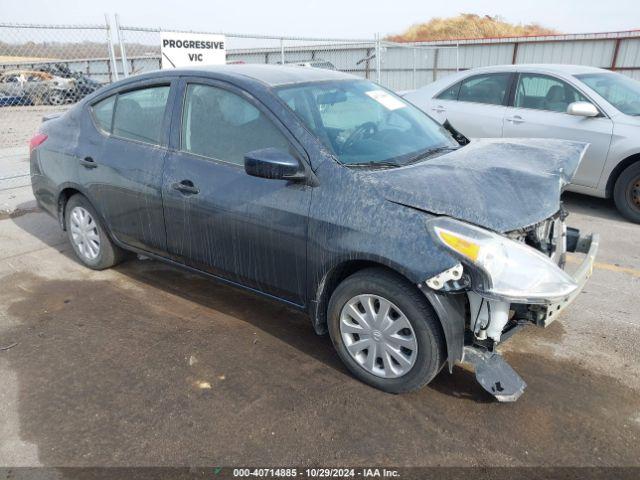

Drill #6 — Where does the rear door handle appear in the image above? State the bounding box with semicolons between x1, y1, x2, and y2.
506;115;524;124
80;156;97;169
172;179;200;195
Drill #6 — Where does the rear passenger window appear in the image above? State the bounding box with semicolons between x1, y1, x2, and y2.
91;95;115;133
458;73;511;106
181;84;291;166
112;86;170;144
436;81;461;100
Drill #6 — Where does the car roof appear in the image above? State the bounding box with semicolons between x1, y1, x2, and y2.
407;63;610;97
132;64;356;87
464;64;607;75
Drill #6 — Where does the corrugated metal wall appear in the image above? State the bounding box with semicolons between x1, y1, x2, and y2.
416;31;640;88
616;38;640;79
227;31;640;91
2;29;639;90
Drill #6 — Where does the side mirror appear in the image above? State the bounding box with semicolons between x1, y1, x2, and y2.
244;148;304;181
567;101;599;117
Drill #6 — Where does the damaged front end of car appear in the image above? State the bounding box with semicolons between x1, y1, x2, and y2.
384;137;601;402
420;211;599;402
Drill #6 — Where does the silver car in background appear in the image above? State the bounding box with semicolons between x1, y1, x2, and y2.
405;65;640;222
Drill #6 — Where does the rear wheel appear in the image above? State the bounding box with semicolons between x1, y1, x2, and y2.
613;162;640;223
65;194;125;270
47;90;66;106
327;268;445;393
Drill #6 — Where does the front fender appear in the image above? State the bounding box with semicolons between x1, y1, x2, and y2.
420;289;467;372
308;254;424;335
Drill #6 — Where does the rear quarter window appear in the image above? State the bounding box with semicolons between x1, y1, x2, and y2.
91;95;115;133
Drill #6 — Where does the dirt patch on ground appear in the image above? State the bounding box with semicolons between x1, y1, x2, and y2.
1;266;639;467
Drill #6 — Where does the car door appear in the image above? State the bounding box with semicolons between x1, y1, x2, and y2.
81;80;175;255
162;78;311;306
429;72;513;138
502;73;613;188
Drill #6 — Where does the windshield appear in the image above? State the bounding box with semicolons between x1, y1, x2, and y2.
276;80;458;166
576;72;640;116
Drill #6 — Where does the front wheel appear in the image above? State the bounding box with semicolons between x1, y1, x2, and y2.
327;268;445;393
613;162;640;223
65;194;125;270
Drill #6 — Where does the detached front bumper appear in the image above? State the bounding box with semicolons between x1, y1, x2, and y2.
532;232;600;327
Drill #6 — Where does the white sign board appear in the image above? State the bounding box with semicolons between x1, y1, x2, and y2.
160;32;226;69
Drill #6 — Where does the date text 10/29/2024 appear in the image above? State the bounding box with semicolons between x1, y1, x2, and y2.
232;468;400;478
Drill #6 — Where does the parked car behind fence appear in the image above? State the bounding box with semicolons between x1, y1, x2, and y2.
0;66;102;107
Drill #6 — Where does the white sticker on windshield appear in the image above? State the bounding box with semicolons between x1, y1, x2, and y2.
365;90;407;110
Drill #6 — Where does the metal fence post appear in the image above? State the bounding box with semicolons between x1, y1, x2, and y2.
280;37;285;65
375;33;381;84
114;13;129;77
104;13;119;81
456;41;460;72
432;48;439;83
412;47;416;89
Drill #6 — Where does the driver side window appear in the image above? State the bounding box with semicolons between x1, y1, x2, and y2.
515;74;588;113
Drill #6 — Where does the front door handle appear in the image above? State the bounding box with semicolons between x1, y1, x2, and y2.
432;105;446;113
506;115;524;124
80;156;97;169
172;179;200;195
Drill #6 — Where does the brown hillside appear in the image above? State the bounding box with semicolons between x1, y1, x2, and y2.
386;13;560;42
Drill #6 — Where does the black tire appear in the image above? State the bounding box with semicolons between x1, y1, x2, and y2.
613;162;640;223
327;268;446;393
65;194;125;270
46;90;65;106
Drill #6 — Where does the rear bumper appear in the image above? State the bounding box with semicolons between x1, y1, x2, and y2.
534;232;599;327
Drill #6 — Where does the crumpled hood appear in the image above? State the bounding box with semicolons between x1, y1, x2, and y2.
363;138;588;233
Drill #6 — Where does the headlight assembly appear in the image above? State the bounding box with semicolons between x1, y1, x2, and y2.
427;217;577;304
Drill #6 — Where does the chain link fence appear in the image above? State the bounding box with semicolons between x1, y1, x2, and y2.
117;25;456;90
0;21;120;149
118;25;377;77
0;19;457;153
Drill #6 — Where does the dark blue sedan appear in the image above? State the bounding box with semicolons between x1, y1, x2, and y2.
29;65;598;401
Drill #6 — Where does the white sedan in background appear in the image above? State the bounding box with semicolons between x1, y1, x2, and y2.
404;65;640;222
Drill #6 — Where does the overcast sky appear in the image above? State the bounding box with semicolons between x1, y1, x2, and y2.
3;0;639;38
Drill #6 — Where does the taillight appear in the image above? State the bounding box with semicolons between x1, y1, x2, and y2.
29;133;48;153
